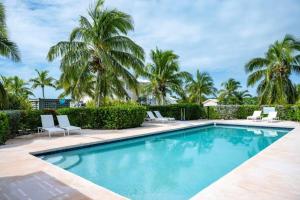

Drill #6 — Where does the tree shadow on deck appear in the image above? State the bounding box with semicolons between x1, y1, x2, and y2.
0;171;91;200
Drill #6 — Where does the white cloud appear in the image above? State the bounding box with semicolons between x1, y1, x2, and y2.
1;0;300;98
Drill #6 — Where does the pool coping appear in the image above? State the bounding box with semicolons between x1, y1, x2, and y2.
1;120;299;200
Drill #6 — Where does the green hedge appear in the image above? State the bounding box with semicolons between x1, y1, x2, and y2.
148;103;206;120
0;112;9;144
1;104;299;144
0;105;146;144
208;105;300;120
57;105;146;129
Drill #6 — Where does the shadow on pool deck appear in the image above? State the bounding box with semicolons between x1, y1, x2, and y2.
0;171;91;200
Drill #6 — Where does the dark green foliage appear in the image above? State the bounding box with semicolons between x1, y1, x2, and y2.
209;105;261;119
56;108;103;129
2;109;58;139
20;109;77;131
236;105;260;119
295;108;300;121
208;105;300;121
275;105;298;121
243;97;259;105
148;103;206;120
57;105;146;129
206;107;220;119
0;112;9;144
3;110;21;138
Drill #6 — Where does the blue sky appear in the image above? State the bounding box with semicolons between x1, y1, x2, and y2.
1;0;300;98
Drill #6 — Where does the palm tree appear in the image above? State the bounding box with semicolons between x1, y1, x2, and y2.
0;2;20;107
245;34;300;104
235;90;252;105
47;0;144;106
30;69;55;98
5;76;33;99
0;3;20;62
29;69;55;99
218;78;250;104
186;70;216;104
0;80;6;108
142;48;192;105
56;69;95;102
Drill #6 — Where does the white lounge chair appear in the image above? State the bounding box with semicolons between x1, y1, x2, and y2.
57;115;82;135
262;111;279;122
247;111;262;121
154;111;175;121
40;115;65;137
146;111;169;122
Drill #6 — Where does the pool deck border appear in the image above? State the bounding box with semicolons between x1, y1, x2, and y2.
0;120;299;200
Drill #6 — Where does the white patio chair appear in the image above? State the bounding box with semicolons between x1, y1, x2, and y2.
154;111;175;121
146;111;168;122
262;111;279;123
40;115;65;137
57;115;82;135
247;111;262;121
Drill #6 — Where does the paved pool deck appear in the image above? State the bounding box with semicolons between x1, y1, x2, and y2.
0;120;299;200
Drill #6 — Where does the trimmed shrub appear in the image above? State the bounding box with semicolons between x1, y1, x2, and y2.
3;110;22;138
56;108;97;128
206;107;220;119
148;103;206;120
57;105;146;129
275;105;298;121
295;107;300;121
207;105;300;120
0;109;58;137
0;112;9;144
215;105;240;119
101;106;146;129
236;105;260;119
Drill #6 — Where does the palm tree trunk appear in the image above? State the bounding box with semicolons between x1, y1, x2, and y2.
42;86;45;98
199;92;202;105
95;71;101;107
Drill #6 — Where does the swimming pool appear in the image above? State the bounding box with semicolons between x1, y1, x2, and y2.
38;124;291;199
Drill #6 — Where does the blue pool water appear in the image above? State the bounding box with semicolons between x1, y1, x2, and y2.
39;124;291;199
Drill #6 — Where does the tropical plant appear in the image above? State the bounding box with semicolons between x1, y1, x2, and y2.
142;48;191;105
218;78;251;105
56;69;95;102
0;80;6;108
0;3;20;62
243;97;259;105
30;69;55;98
0;76;33;109
47;0;144;106
235;90;252;104
0;2;20;107
245;34;300;104
296;84;300;103
4;76;33;98
186;70;216;104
